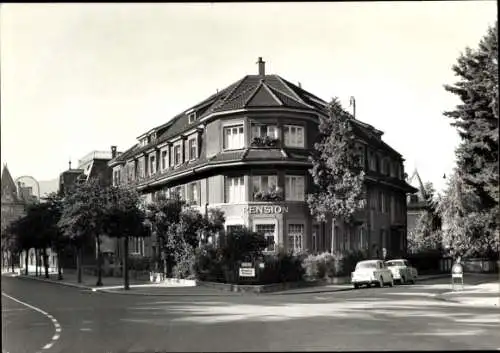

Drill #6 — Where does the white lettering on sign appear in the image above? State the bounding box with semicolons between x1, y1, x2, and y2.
241;262;253;268
239;268;256;277
245;205;289;214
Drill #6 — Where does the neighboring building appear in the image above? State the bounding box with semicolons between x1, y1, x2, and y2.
1;165;26;235
57;148;121;271
109;58;417;259
1;165;58;272
406;169;431;234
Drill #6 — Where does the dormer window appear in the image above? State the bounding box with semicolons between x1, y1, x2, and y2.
189;112;197;124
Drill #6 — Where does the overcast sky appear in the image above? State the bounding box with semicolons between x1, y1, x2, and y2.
1;2;496;193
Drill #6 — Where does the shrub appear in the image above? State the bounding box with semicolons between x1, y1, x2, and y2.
172;242;196;279
257;250;304;284
128;256;152;272
194;245;224;282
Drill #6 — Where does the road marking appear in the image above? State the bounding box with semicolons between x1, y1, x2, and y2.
1;292;62;351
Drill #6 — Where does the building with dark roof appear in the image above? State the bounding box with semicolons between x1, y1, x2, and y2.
109;58;417;258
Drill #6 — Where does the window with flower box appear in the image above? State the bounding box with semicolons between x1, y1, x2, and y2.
252;175;281;201
251;124;279;147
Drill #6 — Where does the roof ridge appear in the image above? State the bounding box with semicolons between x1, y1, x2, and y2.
273;75;307;104
211;76;248;111
266;84;313;109
261;82;284;106
243;80;264;106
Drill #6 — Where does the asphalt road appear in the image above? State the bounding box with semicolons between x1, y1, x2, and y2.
2;275;499;352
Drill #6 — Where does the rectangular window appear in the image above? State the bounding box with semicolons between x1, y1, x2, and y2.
149;155;156;175
174;144;181;166
129;237;144;256
285;175;305;201
225;176;245;203
251;124;278;139
256;224;276;252
288;224;304;254
172;185;184;200
379;190;383;212
227;225;244;234
224;125;244;150
188;112;197;124
369;152;376;171
161;150;168;170
283;125;305;148
188;138;197;161
187;183;199;205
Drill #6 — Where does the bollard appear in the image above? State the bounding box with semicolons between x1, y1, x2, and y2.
451;257;464;291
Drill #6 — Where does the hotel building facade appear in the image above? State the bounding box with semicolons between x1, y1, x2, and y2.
109;58;417;259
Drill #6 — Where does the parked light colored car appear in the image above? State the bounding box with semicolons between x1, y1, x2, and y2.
385;259;418;284
351;260;394;289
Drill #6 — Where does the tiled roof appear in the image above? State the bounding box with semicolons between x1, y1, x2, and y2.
208;150;247;163
244;149;287;161
114;68;405;165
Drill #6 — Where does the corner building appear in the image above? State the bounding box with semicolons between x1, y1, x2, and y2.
109;58;417;259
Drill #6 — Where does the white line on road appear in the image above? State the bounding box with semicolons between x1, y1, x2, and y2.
1;292;62;351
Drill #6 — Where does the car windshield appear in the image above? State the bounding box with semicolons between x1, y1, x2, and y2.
356;262;377;269
386;261;405;267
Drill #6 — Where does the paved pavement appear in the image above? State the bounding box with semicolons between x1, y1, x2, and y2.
2;274;499;352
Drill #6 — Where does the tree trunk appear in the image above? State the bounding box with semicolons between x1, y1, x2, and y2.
96;236;103;286
76;247;82;284
35;249;39;277
331;219;336;254
11;252;15;273
123;237;130;290
24;250;29;275
57;248;63;280
43;248;49;279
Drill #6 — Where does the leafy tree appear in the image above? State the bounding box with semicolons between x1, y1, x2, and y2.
5;216;32;275
58;178;108;285
443;21;498;244
102;185;148;290
145;194;185;276
43;193;67;280
307;98;366;252
438;170;499;259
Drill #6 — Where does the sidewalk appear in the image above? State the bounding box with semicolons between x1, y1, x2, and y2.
438;282;500;308
9;269;150;290
269;273;451;295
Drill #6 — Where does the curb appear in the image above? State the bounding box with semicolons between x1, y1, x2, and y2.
15;274;92;290
96;289;245;297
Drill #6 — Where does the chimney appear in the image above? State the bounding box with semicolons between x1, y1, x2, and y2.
69;160;72;170
298;82;302;88
111;145;117;158
257;57;265;77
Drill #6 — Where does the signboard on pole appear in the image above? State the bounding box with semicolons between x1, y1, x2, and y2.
239;268;256;277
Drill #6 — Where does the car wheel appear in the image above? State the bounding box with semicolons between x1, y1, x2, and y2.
378;277;384;288
353;283;360;289
401;276;406;285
